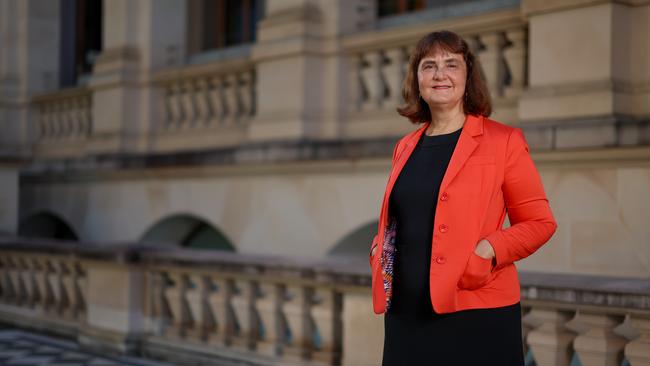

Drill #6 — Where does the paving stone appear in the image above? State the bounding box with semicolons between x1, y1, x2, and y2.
0;329;173;366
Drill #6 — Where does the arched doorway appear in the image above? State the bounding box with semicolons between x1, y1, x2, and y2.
328;221;377;258
140;214;235;251
18;212;78;241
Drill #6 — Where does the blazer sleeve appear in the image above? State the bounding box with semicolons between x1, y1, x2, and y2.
483;128;557;269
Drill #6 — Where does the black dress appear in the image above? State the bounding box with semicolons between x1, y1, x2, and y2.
382;127;525;366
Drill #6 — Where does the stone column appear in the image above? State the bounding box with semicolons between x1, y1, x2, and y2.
89;0;186;154
0;0;61;156
0;161;20;235
250;0;371;141
78;261;147;354
341;290;383;366
519;0;650;146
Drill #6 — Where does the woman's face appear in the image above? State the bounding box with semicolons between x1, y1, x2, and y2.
417;49;467;112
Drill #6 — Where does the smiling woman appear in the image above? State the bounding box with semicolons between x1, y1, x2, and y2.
369;30;556;366
397;30;491;131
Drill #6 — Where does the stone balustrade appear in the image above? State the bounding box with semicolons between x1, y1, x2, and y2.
31;87;92;144
344;25;526;113
0;241;87;337
341;13;527;136
0;238;648;366
152;60;256;142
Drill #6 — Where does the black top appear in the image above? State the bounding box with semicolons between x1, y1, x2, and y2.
388;127;462;317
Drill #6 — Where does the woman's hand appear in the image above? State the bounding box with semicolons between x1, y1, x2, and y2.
474;239;495;259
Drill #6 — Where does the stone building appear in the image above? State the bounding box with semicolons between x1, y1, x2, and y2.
0;0;649;365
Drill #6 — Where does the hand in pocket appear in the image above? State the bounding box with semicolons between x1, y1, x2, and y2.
458;250;495;290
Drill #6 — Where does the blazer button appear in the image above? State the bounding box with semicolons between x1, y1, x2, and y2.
436;256;447;264
440;192;449;201
439;224;448;233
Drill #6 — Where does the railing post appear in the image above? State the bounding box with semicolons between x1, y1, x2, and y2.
256;281;282;356
572;312;627;366
185;274;213;341
479;32;507;99
283;284;311;360
230;278;258;350
78;261;147;354
625;314;650;365
524;308;576;366
310;287;342;365
383;47;406;108
502;27;527;98
341;289;383;366
360;50;385;110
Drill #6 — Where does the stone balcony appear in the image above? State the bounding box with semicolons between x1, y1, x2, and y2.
0;238;649;366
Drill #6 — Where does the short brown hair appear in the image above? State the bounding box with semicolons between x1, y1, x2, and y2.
397;30;492;123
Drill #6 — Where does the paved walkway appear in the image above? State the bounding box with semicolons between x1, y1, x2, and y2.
0;329;172;366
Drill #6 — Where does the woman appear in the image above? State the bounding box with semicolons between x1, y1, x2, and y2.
368;30;557;365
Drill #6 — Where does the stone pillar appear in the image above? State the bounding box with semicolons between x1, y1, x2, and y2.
0;0;61;156
78;262;147;354
0;161;20;235
341;290;383;366
525;309;576;366
519;0;650;139
89;0;185;154
572;313;627;366
250;0;370;141
625;315;650;366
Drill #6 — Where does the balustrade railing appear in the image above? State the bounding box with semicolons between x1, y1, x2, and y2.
0;244;87;335
142;251;347;365
343;22;527;125
153;62;256;134
0;239;648;366
31;87;92;143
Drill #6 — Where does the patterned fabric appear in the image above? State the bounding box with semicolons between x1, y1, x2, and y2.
380;217;397;310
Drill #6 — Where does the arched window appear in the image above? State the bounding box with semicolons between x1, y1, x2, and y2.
140;214;235;251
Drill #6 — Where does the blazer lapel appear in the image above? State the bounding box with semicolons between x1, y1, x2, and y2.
439;114;484;193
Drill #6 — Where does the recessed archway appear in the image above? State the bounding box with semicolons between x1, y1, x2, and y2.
18;212;78;241
328;221;377;258
140;214;235;251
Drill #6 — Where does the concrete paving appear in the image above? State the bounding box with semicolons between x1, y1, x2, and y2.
0;329;173;366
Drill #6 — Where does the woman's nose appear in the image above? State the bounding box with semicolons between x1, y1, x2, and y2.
433;67;445;80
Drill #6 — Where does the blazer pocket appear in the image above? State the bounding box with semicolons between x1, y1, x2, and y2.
466;155;495;165
458;252;495;290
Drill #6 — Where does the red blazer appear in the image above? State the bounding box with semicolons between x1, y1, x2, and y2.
369;114;557;314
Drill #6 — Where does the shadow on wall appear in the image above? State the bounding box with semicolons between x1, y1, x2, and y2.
140;214;235;251
18;212;78;241
328;221;377;258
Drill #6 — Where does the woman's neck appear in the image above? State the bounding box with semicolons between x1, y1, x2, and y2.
426;106;466;136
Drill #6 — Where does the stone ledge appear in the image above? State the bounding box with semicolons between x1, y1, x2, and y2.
17;114;650;182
